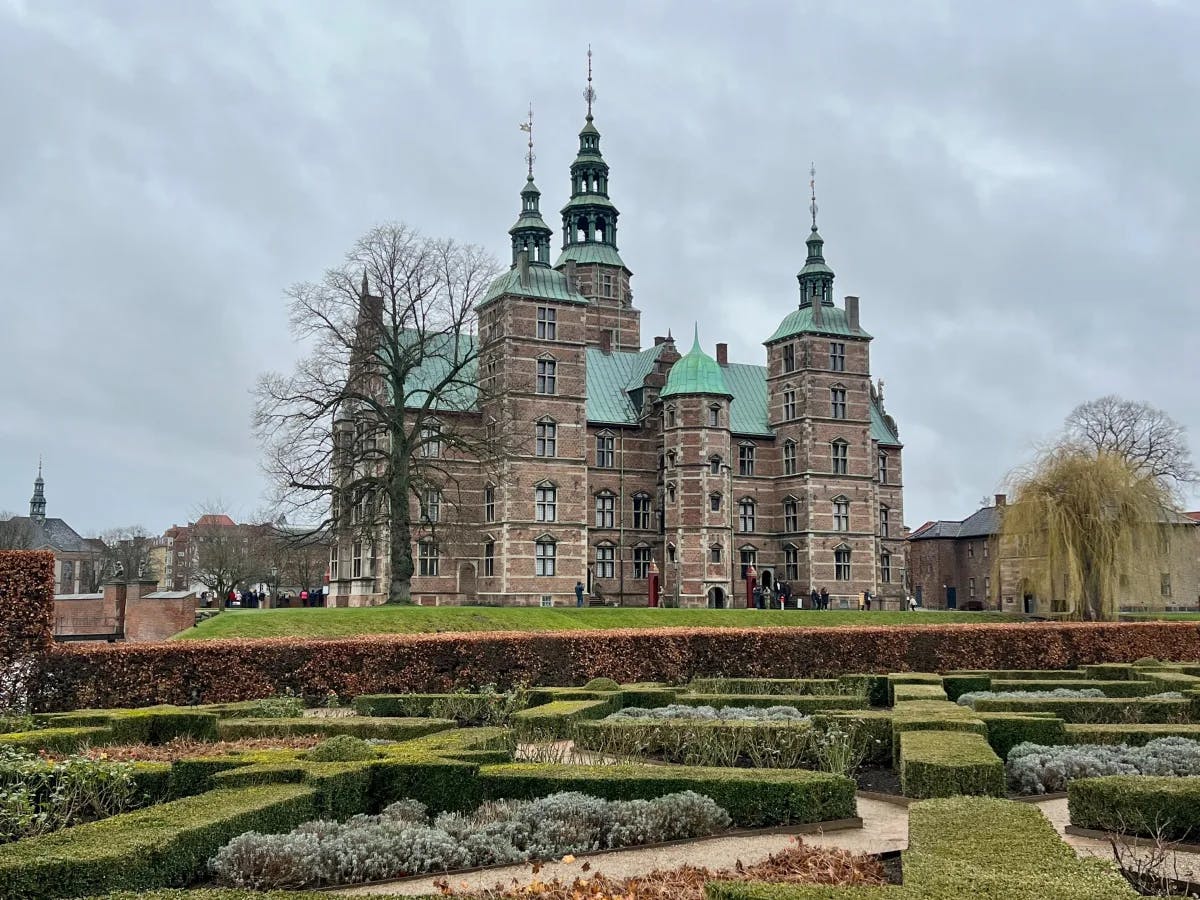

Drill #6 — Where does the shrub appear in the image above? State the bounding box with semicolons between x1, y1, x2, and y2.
1065;722;1200;746
942;673;991;701
510;699;617;738
891;684;946;703
575;719;816;769
989;678;1165;697
304;736;378;763
0;725;111;754
1069;775;1200;841
976;712;1067;759
676;694;867;713
107;708;220;744
0;551;55;712
38;622;1200;710
582;677;621;691
970;695;1191;723
0;783;319;899
216;716;452;742
899;731;1005;799
607;704;808;722
247;693;305;719
957;688;1105;709
1006;737;1200;794
689;678;840;696
211;790;731;888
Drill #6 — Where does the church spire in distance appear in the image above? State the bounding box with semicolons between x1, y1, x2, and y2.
508;103;552;267
797;163;835;308
29;458;46;521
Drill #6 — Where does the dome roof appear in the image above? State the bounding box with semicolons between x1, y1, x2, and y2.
661;329;732;399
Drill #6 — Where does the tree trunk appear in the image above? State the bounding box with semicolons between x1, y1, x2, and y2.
388;482;415;605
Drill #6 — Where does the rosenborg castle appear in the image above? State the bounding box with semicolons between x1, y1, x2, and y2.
328;104;906;610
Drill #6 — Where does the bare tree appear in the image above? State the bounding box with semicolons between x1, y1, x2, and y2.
189;511;271;607
1065;396;1199;493
95;526;156;583
254;223;505;604
0;512;36;551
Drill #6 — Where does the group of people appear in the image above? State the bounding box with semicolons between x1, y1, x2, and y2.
199;587;327;609
752;581;795;609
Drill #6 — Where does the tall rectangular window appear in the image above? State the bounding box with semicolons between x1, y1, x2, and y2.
536;306;556;340
595;545;615;578
352;541;363;578
330;545;339;580
1161;573;1173;597
831;441;848;474
420;423;441;457
739;444;756;476
835;547;851;581
880;505;890;538
707;405;720;427
484;485;495;522
535;421;556;456
536;359;557;394
595;494;615;528
633;547;652;579
881;551;892;583
984;575;991;598
833;499;849;532
740;548;757;578
596;434;614;468
632;494;651;529
969;577;976;599
418;540;439;577
368;542;377;577
710;545;722;564
783;441;797;475
830;387;846;419
784;499;798;532
829;342;846;372
739;499;756;533
782;344;796;373
483;541;494;577
783;390;796;420
968;542;974;558
878;452;888;485
535;486;557;522
784;546;799;581
535;540;556;576
601;274;614;298
421;489;440;523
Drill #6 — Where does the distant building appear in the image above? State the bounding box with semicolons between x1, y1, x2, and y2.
908;494;1200;614
2;465;103;594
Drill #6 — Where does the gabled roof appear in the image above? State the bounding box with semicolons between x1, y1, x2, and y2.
908;505;1003;541
195;514;236;528
5;516;93;553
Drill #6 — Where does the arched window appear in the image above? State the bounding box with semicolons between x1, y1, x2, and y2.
783;544;799;580
596;431;615;468
483;538;495;576
739;546;758;577
709;543;722;564
739;498;756;532
830;385;847;419
707;404;721;427
782;388;796;420
783;440;797;476
534;482;557;522
536;355;557;395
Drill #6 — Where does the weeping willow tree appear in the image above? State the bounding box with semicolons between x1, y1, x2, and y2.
1000;447;1177;621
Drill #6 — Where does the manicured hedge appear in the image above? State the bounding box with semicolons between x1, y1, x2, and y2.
891;684;947;704
0;550;55;710
705;796;1137;899
977;712;1067;759
32;621;1200;710
988;678;1163;697
1069;775;1200;841
941;673;990;702
886;673;942;705
899;731;1005;799
1065;722;1200;746
215;715;453;741
676;693;868;712
689;677;842;695
108;708;219;744
0;784;319;899
971;696;1192;723
478;762;856;827
1081;663;1135;680
509;699;618;736
0;725;111;753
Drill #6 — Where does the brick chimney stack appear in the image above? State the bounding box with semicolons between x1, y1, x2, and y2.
599;329;612;353
715;343;728;366
845;296;860;331
994;493;1007;508
517;249;530;286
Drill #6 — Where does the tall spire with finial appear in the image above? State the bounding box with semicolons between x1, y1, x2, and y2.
29;458;46;521
557;46;624;267
797;162;835;308
509;103;552;267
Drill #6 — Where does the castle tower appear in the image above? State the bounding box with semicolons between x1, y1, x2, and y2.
29;461;46;521
554;49;641;352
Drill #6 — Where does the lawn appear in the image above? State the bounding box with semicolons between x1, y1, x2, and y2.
173;605;1020;640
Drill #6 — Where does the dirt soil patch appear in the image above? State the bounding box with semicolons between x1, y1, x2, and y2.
855;766;901;796
52;735;324;762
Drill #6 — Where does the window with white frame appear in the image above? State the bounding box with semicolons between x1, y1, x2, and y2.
833;498;850;532
595;493;615;528
831;440;848;474
783;390;796;420
536;306;556;340
829;342;846;372
830;387;847;419
420;421;441;457
484;484;495;522
739;498;756;532
535;485;557;522
783;440;797;475
536;358;557;395
835;546;851;581
967;542;974;558
418;540;439;576
783;498;798;532
421;488;441;523
782;344;796;373
352;540;363;578
330;544;339;580
878;451;889;485
596;433;615;468
632;493;652;529
739;444;756;476
534;539;556;576
633;547;652;579
595;544;615;578
368;542;377;576
984;575;991;597
881;551;892;583
483;541;494;577
880;505;890;538
784;546;799;581
535;420;557;456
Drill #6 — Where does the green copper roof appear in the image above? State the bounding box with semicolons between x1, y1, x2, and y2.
393;332;478;413
585;344;664;424
479;266;588;308
871;400;901;446
562;193;617;211
661;331;732;399
766;304;872;343
555;243;627;268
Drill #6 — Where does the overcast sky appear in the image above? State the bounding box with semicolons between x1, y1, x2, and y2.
2;0;1198;536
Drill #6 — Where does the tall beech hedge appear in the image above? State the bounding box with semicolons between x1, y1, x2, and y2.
29;620;1200;711
0;550;55;709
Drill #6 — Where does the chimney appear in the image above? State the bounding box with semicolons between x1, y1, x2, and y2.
812;297;823;327
564;259;577;291
715;343;728;366
845;296;860;331
517;249;530;286
599;329;612;353
654;335;666;346
994;493;1007;508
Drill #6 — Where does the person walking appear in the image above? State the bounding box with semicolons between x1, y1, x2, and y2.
864;590;872;611
819;587;829;610
809;587;819;611
575;581;585;607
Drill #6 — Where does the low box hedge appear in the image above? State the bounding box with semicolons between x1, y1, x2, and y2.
1069;775;1200;841
689;677;841;695
988;678;1163;697
0;726;111;754
1065;722;1200;746
1142;670;1200;691
899;731;1004;799
510;698;618;737
1081;663;1135;680
970;696;1192;723
891;684;947;704
215;715;453;741
886;673;942;705
941;674;990;702
0;783;319;899
836;674;886;705
478;761;856;827
948;669;1086;679
107;708;219;744
675;693;868;712
393;726;515;763
977;712;1067;759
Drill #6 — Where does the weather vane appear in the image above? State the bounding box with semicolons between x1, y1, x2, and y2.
584;45;596;117
809;163;818;230
518;104;534;176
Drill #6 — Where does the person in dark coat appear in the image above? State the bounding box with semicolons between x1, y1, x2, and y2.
809;587;819;611
819;587;830;610
575;581;585;607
